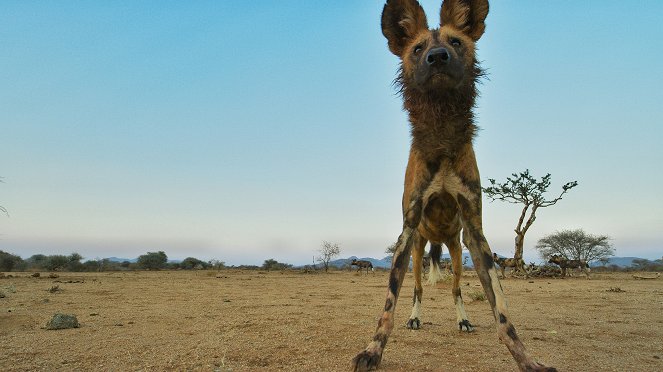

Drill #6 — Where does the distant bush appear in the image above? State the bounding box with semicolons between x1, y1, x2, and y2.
26;254;48;270
233;265;260;270
137;251;168;270
40;253;84;272
627;258;663;272
81;258;124;272
180;257;209;270
137;251;167;270
208;259;226;270
0;250;25;271
261;259;292;271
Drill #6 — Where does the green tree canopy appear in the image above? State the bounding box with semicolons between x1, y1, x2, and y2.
181;257;208;270
261;259;292;271
0;250;24;271
483;169;578;259
536;229;614;263
137;251;168;270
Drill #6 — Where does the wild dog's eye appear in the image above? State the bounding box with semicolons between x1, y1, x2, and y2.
450;38;462;47
413;44;424;55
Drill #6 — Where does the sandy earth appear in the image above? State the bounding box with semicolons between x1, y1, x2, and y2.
1;269;662;371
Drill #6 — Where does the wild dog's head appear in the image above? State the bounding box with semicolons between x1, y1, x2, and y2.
548;255;562;265
382;0;488;94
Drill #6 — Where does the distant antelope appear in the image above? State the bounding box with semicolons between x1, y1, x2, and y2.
492;253;528;279
351;259;374;274
548;255;590;278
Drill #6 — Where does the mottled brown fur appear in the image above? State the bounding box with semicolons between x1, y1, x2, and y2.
351;259;374;274
352;1;555;371
548;254;590;278
493;252;528;279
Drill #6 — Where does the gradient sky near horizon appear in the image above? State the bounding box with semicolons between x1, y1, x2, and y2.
1;1;662;266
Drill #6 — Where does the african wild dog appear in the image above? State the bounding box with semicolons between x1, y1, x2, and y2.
548;254;590;278
493;252;528;279
352;1;555;371
351;259;374;274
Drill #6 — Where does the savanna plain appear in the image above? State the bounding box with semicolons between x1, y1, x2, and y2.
1;269;662;371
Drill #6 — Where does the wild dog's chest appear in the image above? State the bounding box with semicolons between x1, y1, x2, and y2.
404;152;476;242
409;117;476;162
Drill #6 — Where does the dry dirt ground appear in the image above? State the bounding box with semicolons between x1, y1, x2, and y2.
1;269;662;371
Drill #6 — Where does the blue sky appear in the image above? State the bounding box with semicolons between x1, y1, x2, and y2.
1;1;662;265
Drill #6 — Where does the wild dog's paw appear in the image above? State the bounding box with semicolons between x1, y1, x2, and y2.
351;350;382;372
459;319;474;332
406;317;421;330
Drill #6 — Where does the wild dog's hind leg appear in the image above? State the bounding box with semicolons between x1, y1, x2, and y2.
447;235;473;332
407;235;427;330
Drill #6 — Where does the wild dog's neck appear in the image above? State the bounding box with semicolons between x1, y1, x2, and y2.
402;84;478;161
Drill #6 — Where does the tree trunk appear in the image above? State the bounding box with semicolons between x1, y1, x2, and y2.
514;232;525;260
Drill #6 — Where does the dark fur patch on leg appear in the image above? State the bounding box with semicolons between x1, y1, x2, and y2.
506;324;519;341
388;271;400;297
384;298;393;312
372;332;388;346
393;249;408;269
499;313;507;324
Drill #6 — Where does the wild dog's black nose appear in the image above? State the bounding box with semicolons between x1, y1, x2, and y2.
426;47;450;65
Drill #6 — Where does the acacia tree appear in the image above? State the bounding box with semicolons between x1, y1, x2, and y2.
483;169;578;259
535;229;614;263
317;241;341;272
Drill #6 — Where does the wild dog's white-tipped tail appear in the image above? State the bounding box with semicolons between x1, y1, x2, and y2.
427;262;443;286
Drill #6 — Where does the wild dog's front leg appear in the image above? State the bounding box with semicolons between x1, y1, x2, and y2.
458;193;556;372
352;225;417;371
352;193;427;371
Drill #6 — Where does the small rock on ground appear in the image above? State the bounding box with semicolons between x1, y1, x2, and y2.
46;313;80;330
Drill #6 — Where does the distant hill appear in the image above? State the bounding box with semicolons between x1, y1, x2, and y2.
106;257;136;263
588;257;647;268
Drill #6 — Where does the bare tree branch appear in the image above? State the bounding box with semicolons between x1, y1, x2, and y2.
483;169;578;258
317;241;341;272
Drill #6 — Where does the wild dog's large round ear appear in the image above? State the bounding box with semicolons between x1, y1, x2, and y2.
381;0;428;57
440;0;489;41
